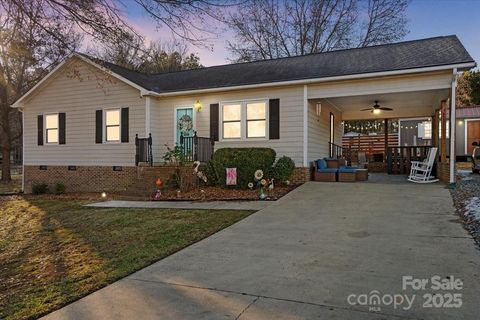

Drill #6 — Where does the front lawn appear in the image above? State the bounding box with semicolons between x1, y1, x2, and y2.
0;174;21;194
0;198;253;320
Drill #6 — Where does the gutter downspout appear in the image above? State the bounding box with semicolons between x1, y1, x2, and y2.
145;96;151;136
449;69;458;184
303;85;309;167
21;109;25;192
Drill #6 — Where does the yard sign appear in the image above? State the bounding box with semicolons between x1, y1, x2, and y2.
226;168;237;186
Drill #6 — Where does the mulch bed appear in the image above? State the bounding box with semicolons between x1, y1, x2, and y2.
0;193;114;202
0;185;299;202
155;185;298;201
450;172;480;247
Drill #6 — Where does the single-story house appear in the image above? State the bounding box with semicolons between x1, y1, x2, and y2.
455;106;480;156
12;35;476;192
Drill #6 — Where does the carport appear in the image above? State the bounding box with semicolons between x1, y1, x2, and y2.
308;69;461;183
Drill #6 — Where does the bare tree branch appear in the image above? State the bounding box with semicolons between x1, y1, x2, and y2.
226;0;409;62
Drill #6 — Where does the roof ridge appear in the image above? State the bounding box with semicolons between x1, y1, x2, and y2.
77;35;463;77
147;35;462;76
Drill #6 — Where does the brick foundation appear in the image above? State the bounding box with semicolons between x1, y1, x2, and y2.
24;165;311;194
23;165;194;194
290;167;311;184
436;161;452;183
24;165;139;193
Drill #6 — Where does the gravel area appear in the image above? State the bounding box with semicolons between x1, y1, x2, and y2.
450;169;480;246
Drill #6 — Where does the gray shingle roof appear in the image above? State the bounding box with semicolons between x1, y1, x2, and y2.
82;35;475;94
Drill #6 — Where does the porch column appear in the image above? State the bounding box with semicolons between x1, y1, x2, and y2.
441;101;447;163
303;85;308;167
449;69;458;184
432;109;439;148
384;118;389;159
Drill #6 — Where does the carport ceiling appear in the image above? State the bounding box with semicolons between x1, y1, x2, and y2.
323;89;449;120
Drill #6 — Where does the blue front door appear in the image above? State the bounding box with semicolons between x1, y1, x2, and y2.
176;108;194;144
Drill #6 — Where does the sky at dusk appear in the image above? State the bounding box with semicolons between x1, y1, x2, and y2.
123;0;480;68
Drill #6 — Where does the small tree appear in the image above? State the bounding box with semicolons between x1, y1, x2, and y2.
457;70;480;106
0;9;80;181
97;39;203;74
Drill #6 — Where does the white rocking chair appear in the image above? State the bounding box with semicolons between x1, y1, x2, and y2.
408;147;439;183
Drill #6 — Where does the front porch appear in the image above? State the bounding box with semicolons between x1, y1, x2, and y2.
135;131;215;166
309;71;458;183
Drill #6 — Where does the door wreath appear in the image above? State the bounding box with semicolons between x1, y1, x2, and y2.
178;114;193;134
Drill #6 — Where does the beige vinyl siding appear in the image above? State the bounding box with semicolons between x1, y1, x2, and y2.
23;58;145;166
307;100;342;164
150;85;305;166
306;71;452;99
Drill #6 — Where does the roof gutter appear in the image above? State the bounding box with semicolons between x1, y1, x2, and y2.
151;62;476;98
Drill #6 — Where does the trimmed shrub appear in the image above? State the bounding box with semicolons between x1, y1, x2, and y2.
273;156;295;182
54;182;66;194
205;148;276;188
32;183;49;195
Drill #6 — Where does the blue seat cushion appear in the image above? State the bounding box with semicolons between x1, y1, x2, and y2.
338;165;357;173
317;168;338;173
316;159;328;170
338;166;358;173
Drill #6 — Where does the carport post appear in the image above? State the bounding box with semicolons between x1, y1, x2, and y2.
449;69;458;184
384;118;389;158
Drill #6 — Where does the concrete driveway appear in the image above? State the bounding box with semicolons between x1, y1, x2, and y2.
43;181;480;320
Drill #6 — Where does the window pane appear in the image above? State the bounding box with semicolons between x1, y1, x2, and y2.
46;114;58;129
223;104;241;121
223;122;241;138
106;110;120;126
106;126;120;141
47;129;58;143
247;102;266;120
247;120;266;138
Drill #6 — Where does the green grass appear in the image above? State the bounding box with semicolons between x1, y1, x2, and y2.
0;198;253;320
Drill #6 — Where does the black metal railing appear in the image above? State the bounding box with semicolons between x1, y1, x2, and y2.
387;146;432;174
135;133;153;166
180;131;214;162
328;142;344;159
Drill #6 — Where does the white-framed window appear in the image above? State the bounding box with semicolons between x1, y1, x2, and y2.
221;100;267;140
45;113;59;144
105;109;121;142
223;103;242;139
418;121;432;139
246;102;266;138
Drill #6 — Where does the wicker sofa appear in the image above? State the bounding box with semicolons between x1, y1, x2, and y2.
313;158;368;182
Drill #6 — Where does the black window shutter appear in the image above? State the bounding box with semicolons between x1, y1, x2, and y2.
95;110;103;143
59;113;66;144
37;115;43;146
121;107;129;143
210;103;219;141
269;99;280;139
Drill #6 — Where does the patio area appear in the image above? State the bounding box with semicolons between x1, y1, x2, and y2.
42;181;480;319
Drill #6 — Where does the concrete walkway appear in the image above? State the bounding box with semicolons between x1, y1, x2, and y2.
44;182;480;320
86;200;270;211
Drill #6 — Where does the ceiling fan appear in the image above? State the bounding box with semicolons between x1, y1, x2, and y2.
360;101;393;114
